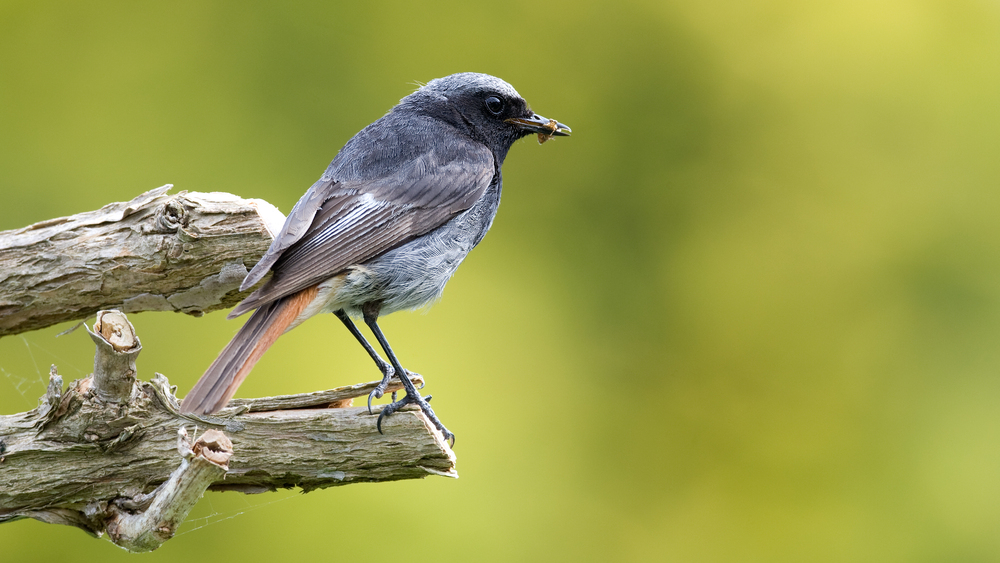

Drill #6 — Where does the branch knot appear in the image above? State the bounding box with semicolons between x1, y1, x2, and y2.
154;199;188;232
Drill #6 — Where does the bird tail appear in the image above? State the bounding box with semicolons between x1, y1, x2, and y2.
181;286;319;415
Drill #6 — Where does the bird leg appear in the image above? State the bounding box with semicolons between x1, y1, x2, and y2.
334;309;396;412
362;303;455;446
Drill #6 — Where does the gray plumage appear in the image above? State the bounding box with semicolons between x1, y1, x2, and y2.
182;73;570;432
232;74;521;315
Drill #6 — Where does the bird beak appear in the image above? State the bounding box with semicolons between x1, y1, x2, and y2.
506;114;571;144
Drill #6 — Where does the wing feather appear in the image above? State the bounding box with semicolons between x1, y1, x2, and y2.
230;139;494;318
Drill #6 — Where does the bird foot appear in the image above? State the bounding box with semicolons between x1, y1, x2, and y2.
376;392;454;447
367;368;422;413
367;363;396;413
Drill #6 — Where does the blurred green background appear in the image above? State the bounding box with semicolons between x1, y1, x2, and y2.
2;0;1000;561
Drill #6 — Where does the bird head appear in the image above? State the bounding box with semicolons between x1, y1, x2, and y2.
405;72;571;162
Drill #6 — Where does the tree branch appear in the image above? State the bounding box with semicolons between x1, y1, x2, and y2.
0;189;459;551
107;428;234;552
0;185;285;337
0;310;454;551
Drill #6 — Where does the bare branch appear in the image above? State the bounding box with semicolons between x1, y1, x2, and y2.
0;186;285;336
89;310;142;403
107;428;233;552
0;194;459;551
0;364;455;549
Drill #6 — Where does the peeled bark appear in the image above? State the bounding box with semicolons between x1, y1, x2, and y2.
0;185;285;336
0;190;460;552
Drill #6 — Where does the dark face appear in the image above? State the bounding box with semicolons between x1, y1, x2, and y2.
452;88;535;152
406;73;570;161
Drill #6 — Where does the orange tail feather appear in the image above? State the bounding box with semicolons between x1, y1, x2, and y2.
181;286;319;415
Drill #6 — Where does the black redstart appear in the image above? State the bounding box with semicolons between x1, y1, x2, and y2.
181;72;570;444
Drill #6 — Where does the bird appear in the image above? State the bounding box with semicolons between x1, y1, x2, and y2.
180;72;570;445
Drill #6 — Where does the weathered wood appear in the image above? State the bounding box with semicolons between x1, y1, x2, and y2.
0;186;285;336
107;428;234;552
0;361;455;547
89;310;142;403
0;185;460;551
227;372;424;412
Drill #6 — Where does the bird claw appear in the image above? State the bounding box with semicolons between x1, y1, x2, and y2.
375;396;404;434
369;367;426;413
375;391;454;447
367;363;395;414
367;385;386;414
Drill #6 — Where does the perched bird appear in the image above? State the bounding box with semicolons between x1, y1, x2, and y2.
181;72;570;444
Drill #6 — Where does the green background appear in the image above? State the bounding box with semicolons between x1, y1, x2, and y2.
3;1;1000;561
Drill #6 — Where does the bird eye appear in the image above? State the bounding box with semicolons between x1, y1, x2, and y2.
485;96;504;115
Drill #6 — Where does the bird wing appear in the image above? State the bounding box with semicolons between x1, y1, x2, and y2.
239;178;332;291
230;142;495;318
